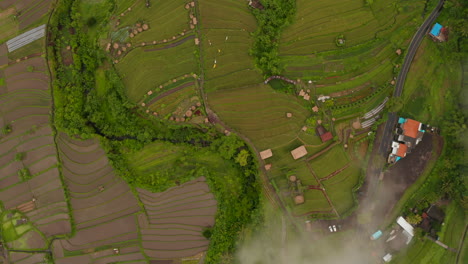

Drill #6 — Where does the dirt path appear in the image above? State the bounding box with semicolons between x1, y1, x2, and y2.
144;35;195;52
147;81;195;105
456;224;468;264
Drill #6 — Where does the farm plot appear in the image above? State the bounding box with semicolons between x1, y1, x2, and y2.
199;0;263;92
279;0;426;96
321;165;361;215
111;0;191;44
9;252;47;264
208;84;310;150
0;54;72;238
0;0;51;41
309;145;350;179
116;39;197;101
53;133;142;256
137;177;216;260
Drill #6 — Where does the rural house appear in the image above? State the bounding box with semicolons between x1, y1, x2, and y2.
316;125;333;143
291;146;308;160
388;117;426;163
428;22;448;42
260;149;273;160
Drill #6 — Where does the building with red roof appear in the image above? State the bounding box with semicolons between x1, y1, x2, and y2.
315;125;333;143
388;117;427;163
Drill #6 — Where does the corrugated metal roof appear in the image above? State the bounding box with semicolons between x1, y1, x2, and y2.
430;23;443;37
397;216;414;236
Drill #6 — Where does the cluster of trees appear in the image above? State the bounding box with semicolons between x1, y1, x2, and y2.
250;0;296;76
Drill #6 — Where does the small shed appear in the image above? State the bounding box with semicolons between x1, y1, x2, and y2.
264;164;272;171
260;149;273;160
291;146;307;160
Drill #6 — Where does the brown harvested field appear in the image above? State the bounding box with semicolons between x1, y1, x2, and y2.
56;214;139;251
0;117;51;141
54;243;146;264
6;79;49;92
137;177;216;259
0;44;7;66
52;133;142;255
2;106;50;121
18;0;52;30
9;252;46;264
6;72;50;83
4;57;47;76
0;172;19;189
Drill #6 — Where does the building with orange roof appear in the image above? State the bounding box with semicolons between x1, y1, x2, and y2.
388;117;427;163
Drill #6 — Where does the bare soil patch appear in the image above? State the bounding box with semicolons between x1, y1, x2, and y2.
5;57;46;76
6;72;50;84
28;155;57;175
62;165;113;185
18;0;52;30
6;79;49;92
60;154;109;175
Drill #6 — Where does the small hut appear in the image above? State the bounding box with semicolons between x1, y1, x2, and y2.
264;164;272;171
291;146;307;160
294;195;305;205
260;149;273;160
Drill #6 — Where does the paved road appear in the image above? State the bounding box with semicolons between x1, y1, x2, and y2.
379;0;445;156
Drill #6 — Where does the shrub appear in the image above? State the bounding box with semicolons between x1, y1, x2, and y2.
18;168;32;182
15;152;25;161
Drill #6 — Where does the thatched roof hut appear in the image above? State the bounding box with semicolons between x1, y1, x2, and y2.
264;164;272;171
294;195;305;205
286;113;292;118
289;175;297;182
312;106;319;112
291;146;307;160
260;149;273;160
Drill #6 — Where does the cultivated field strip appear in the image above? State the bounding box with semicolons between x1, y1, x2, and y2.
54;133;142;255
209;84;309;149
54;243;147;264
199;0;263;92
6;24;46;52
137;177;216;259
9;252;46;264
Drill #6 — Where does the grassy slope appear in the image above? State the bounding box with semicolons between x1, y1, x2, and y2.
125;140;242;192
401;38;462;125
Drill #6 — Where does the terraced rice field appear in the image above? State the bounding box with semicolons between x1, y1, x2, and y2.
209;84;310;150
279;0;426;97
198;0;263;92
117;37;198;101
0;56;72;239
322;164;361;215
138;177;216;259
113;0;191;44
0;0;52;41
309;145;350;178
9;252;47;264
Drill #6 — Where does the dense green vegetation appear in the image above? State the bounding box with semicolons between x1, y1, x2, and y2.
250;0;296;76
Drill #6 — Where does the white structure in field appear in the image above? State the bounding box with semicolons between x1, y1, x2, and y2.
6;25;46;52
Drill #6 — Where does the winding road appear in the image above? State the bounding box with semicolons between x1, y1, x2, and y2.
379;0;445;156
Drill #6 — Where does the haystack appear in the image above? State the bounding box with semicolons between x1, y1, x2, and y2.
294;195;305;205
194;38;200;45
191;105;196;110
304;94;310;100
302;126;307;132
185;4;190;9
146;109;149;113
260;149;273;160
312;106;319;112
153;41;157;44
117;50;122;55
396;49;402;55
122;47;127;52
190;1;195;7
66;45;71;50
299;89;305;96
147;91;153;95
391;80;395;85
190;25;195;29
181;117;185;122
265;164;272;171
113;43;119;49
204;117;209;123
289;175;297;182
173;79;177;83
136;23;141;27
291;145;307;160
130;33;135;38
286;113;292;118
192;17;198;25
141;103;146;107
185;110;193;117
141;42;146;46
133;29;138;35
126;43;131;47
153;112;158;116
137;27;143;32
196;102;201;107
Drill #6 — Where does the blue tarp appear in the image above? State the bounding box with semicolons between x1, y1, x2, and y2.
398;117;406;124
396;157;401;161
371;230;383;240
430;23;443;37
